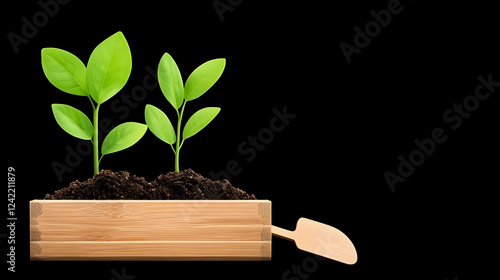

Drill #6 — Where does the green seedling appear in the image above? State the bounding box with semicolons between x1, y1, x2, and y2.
42;31;147;175
145;53;225;171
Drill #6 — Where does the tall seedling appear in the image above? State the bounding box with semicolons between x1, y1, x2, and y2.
145;53;225;171
42;32;147;175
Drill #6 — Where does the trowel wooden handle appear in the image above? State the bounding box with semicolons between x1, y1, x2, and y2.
272;225;295;241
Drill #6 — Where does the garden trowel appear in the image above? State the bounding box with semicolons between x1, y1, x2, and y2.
272;218;358;265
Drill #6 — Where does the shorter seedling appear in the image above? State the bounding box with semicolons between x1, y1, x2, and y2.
42;31;147;175
145;53;225;171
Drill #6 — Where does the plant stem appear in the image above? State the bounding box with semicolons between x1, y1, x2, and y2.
174;101;187;172
93;104;100;175
87;96;96;111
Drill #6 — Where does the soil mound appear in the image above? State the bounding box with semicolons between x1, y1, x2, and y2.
45;169;256;200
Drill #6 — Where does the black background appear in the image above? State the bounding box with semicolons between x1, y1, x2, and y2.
4;0;498;279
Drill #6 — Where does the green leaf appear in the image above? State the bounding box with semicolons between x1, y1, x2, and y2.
145;104;176;145
52;104;93;140
184;58;226;101
158;53;184;109
183;107;221;140
101;122;147;155
41;48;87;96
86;31;132;104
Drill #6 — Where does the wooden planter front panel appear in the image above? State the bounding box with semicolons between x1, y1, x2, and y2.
30;200;271;261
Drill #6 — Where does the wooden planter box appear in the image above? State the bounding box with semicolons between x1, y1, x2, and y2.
30;200;271;261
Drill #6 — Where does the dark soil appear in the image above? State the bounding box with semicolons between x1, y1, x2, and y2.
44;169;256;200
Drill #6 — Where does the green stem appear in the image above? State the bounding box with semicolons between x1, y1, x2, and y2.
93;104;100;175
174;101;187;172
87;95;96;111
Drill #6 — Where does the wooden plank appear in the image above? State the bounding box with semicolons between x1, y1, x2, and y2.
30;200;270;226
31;224;270;241
30;241;271;261
30;200;272;260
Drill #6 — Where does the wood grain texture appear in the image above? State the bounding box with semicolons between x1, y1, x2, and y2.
30;241;271;261
30;200;271;261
